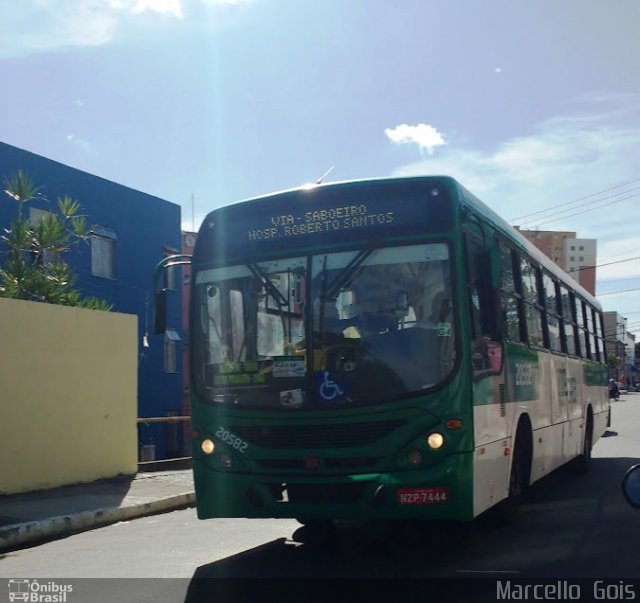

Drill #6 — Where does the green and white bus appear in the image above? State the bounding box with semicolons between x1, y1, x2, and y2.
157;176;609;525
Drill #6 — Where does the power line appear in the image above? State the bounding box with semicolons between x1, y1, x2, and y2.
493;178;640;281
512;177;640;222
518;186;640;228
531;190;640;229
574;255;640;272
600;246;640;262
599;287;640;297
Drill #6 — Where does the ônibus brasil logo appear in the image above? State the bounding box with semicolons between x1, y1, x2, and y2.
7;579;73;603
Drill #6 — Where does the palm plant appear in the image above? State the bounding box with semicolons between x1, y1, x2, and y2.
3;170;41;218
0;171;113;311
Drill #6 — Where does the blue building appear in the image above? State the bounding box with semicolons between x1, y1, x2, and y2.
0;141;183;460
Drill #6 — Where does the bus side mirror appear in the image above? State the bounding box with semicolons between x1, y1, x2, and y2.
154;289;167;334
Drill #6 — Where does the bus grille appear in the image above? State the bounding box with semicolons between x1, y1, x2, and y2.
231;419;406;449
255;457;379;470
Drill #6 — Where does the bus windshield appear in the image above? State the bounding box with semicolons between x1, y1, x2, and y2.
194;242;455;409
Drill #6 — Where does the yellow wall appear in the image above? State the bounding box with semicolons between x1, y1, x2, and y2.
0;298;138;494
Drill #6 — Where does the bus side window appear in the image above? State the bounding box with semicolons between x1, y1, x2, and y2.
573;294;587;358
520;258;544;348
542;273;562;353
584;302;597;361
465;228;502;374
500;243;523;343
559;285;576;355
593;306;605;363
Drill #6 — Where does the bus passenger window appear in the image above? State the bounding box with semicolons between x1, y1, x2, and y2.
502;294;521;341
574;296;588;358
499;244;523;343
542;274;562;353
520;259;544;347
560;286;576;355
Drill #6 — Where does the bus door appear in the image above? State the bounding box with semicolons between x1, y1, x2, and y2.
464;218;506;432
463;214;508;512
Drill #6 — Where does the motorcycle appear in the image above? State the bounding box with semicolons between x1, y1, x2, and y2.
609;382;620;401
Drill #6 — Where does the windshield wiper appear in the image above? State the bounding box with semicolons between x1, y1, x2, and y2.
316;246;376;342
323;246;376;302
248;262;288;307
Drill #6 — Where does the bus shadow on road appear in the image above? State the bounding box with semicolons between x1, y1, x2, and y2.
183;530;490;603
184;456;640;600
184;516;510;596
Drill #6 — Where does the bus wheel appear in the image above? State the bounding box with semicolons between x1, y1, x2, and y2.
292;520;336;546
490;431;530;526
572;412;593;474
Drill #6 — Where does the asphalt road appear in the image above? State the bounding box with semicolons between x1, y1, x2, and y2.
2;394;640;602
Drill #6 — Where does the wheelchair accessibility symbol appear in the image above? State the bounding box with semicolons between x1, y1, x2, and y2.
316;371;348;403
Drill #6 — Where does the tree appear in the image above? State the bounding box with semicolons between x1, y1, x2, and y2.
0;171;113;311
606;352;621;380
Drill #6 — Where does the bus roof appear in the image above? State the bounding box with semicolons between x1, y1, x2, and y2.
209;175;452;208
201;175;601;309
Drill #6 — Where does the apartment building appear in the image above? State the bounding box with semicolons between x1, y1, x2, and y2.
517;229;597;295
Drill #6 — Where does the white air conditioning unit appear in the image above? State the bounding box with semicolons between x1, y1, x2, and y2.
139;444;156;462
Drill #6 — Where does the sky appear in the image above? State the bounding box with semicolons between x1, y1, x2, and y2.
1;0;640;336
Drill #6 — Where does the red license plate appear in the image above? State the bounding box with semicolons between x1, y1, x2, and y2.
397;487;449;505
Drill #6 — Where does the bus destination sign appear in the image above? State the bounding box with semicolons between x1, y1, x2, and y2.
195;180;454;261
247;203;395;241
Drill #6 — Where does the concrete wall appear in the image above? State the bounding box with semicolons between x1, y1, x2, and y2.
0;298;138;494
0;141;183;460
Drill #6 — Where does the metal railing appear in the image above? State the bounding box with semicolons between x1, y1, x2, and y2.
137;415;192;470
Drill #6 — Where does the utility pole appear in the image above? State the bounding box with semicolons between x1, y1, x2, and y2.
191;193;195;232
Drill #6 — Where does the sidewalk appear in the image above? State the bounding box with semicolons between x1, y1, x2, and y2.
0;469;195;552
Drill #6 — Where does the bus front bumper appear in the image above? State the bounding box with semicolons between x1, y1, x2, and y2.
193;453;473;521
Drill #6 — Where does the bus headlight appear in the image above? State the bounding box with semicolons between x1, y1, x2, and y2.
427;433;444;449
201;439;216;455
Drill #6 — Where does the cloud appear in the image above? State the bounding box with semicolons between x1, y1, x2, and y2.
0;2;131;56
385;123;446;155
0;0;253;57
0;2;121;55
389;108;640;245
199;0;254;5
394;115;640;222
132;0;184;19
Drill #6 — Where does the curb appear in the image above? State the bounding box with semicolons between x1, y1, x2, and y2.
0;492;195;553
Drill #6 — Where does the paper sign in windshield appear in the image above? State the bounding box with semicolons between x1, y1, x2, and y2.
273;356;305;378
